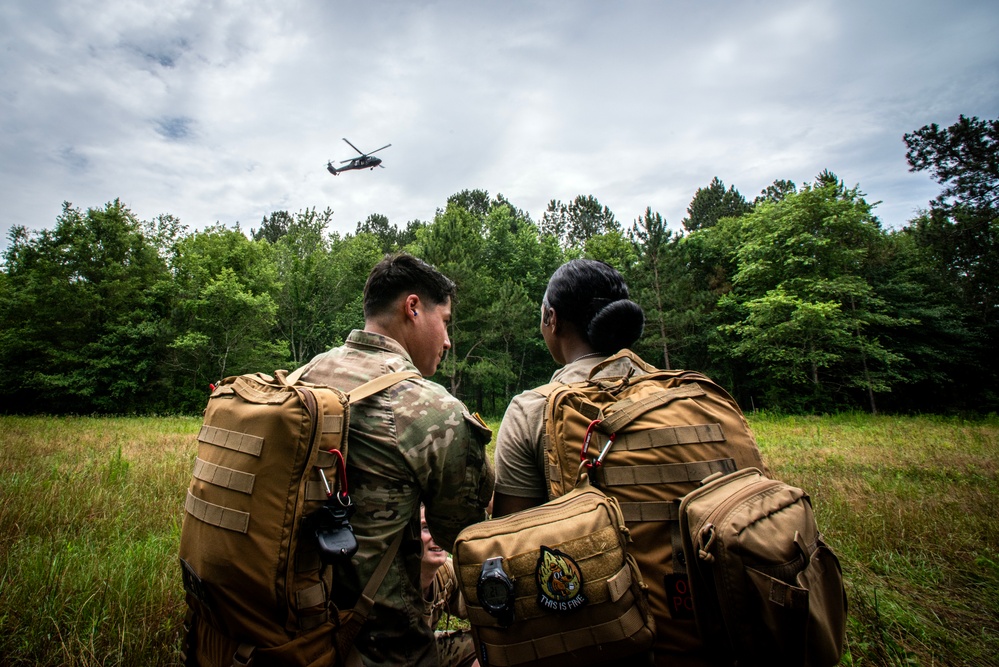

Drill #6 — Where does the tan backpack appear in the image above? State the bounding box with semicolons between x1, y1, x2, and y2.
179;369;417;667
537;350;767;659
679;468;847;667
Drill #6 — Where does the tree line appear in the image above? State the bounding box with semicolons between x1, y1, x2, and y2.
1;115;996;415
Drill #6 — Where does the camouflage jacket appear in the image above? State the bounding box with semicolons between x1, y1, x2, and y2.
296;329;493;667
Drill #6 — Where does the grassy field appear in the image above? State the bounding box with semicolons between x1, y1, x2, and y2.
1;413;997;666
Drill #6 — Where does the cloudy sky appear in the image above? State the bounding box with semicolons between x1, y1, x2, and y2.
2;0;997;248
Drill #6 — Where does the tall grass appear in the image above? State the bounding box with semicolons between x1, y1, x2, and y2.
0;416;198;666
750;412;999;666
1;413;996;666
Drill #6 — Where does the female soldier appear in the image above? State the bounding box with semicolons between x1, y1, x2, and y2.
491;258;646;517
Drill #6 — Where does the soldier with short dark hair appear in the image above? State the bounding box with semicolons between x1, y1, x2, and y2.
294;253;494;667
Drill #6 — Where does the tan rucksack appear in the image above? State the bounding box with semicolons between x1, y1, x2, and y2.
537;350;767;660
679;468;847;667
179;369;417;667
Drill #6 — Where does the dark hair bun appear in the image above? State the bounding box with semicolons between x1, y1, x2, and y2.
588;299;645;355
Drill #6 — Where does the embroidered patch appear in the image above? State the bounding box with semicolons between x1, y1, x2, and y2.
664;573;695;620
535;546;588;612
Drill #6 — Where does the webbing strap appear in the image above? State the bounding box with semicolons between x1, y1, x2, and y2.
304;480;333;502
232;643;254;667
766;577;809;610
597;458;736;487
618;500;681;523
296;581;327;610
612;423;725;451
598;383;705;434
347;371;421;404
482;603;647;666
185;489;250;533
197;425;264;457
671;521;687;575
354;531;404;614
316;450;338;467
192;457;255;494
322;414;344;434
299;610;329;631
606;562;633;603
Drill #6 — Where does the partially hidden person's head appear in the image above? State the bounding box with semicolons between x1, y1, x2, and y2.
420;505;448;573
541;259;644;357
363;253;457;377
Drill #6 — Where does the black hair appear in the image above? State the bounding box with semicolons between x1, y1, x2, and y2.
543;259;645;355
363;253;457;319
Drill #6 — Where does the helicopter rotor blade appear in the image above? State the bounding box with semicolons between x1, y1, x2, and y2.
367;144;391;155
342;138;364;156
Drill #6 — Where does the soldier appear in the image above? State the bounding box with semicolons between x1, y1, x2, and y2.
293;253;494;667
420;506;477;667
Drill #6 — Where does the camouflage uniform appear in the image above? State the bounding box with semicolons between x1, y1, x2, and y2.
423;559;476;667
296;329;493;667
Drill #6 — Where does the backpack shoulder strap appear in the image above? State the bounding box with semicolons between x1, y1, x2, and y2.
347;371;421;404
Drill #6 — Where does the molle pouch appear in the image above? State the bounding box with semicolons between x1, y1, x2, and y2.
453;476;655;667
679;468;847;667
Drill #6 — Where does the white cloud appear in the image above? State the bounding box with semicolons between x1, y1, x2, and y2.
1;0;997;248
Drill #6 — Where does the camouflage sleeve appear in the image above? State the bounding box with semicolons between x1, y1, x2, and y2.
402;390;494;551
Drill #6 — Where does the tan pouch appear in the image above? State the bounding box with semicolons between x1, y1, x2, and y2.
454;476;655;667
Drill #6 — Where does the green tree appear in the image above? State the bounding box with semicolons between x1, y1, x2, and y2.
252;210;294;243
682;177;751;232
168;224;285;410
628;209;681;368
0;200;174;414
754;178;798;206
541;195;619;248
714;174;907;411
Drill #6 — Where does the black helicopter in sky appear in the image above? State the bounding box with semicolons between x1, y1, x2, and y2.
326;138;391;174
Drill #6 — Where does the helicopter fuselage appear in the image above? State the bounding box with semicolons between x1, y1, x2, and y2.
326;138;391;175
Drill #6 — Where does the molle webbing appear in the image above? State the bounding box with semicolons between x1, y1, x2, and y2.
185;489;250;533
617;500;680;523
192;457;256;494
596;458;737;488
611;423;725;451
478;604;649;667
596;383;706;434
197;425;264;457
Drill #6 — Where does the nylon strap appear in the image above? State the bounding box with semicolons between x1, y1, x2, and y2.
671;520;687;576
322;414;344;434
481;603;648;666
341;531;405;667
296;581;327;610
347;371;421;404
197;425;264;457
192;457;255;494
597;383;705;434
618;500;681;523
611;423;725;451
605;561;633;603
232;642;254;667
596;458;736;487
304;480;333;502
185;489;250;533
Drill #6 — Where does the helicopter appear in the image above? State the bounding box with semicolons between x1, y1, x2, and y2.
326;138;391;174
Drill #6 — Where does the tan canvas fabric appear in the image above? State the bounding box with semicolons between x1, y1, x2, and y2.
535;350;768;665
179;370;417;667
453;478;655;667
679;468;847;667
